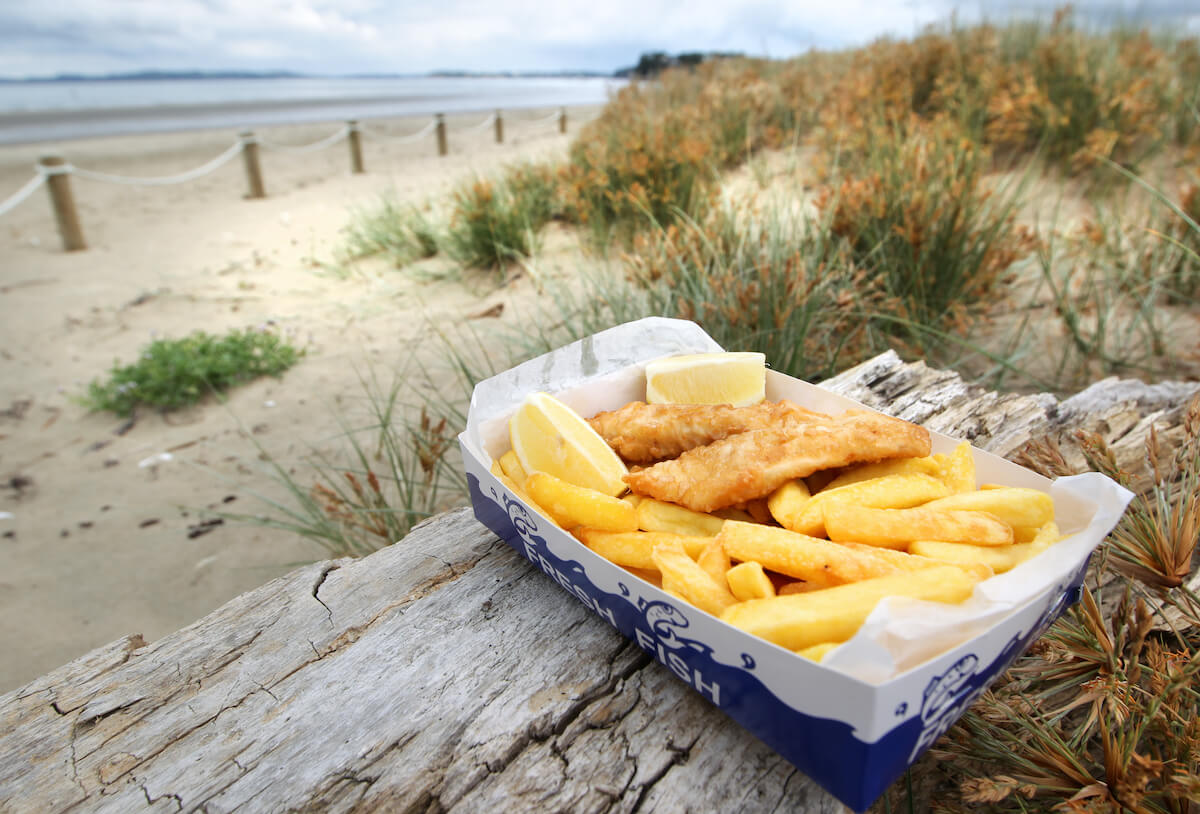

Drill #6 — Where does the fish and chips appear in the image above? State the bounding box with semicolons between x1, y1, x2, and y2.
494;361;1062;661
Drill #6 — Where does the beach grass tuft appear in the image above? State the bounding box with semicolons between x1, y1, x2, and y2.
217;367;465;558
444;162;562;269
816;114;1036;345
339;195;442;270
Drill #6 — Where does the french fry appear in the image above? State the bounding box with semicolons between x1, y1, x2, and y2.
526;471;638;532
492;463;540;510
743;497;774;524
938;442;976;493
766;479;811;530
652;539;738;616
775;473;950;537
623;494;644;508
720;565;980;650
577;528;710;568
803;468;839;494
1032;521;1062;545
911;519;1063;574
823;504;1014;548
498;449;529;487
718;520;915;588
909;539;1041;574
636;498;726;537
921;487;1054;531
697;538;731;585
714;506;757;523
841;541;994;581
622;565;663;588
1013;526;1038;543
779;581;821;595
821;455;942;492
796;642;838;662
726;560;776;601
1014;517;1064;543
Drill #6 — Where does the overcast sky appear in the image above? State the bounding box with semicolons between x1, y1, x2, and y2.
2;1;1197;78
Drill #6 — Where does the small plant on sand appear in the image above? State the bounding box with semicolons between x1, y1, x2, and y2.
340;195;441;268
563;80;718;242
82;327;302;417
1165;181;1200;301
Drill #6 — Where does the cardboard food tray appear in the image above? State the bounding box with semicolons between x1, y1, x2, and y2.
457;317;1131;811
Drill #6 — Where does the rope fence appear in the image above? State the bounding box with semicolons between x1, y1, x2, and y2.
61;140;245;186
0;106;586;251
0;172;45;218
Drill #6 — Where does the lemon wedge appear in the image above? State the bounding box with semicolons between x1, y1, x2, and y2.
645;352;767;406
509;392;628;496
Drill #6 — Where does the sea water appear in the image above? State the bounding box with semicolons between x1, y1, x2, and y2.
0;76;621;145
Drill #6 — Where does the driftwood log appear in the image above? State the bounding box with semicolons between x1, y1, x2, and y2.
2;351;1196;813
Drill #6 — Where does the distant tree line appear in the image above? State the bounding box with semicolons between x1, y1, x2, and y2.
615;51;745;78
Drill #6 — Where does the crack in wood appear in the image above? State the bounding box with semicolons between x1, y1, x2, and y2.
190;737;293;809
66;718;87;800
311;563;341;625
63;625;272;775
306;544;502;662
445;642;651;810
628;732;702;813
83;662;273;791
769;769;802;813
140;783;183;810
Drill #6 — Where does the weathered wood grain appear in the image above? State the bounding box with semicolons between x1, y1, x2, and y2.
0;509;843;813
3;351;1196;813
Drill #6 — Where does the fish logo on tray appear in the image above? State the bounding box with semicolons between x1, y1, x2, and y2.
633;599;724;705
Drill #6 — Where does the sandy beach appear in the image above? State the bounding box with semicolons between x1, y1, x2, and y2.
0;106;599;691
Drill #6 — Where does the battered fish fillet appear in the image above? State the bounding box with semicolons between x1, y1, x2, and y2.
588;400;822;463
623;412;931;512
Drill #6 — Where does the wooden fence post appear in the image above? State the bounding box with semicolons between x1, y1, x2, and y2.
494;109;503;144
239;131;266;199
559;107;567;134
347;121;364;174
38;155;86;252
436;114;447;156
